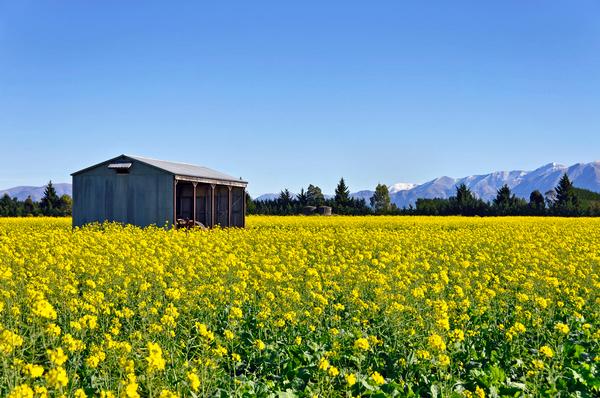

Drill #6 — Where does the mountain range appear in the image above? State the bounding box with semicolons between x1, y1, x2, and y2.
2;161;599;208
0;183;72;202
256;161;600;208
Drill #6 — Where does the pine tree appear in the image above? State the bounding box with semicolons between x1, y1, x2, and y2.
493;185;512;208
40;180;60;215
278;189;293;214
455;184;475;205
451;184;489;216
296;188;308;206
334;178;350;206
553;173;579;211
278;189;293;206
493;184;520;214
370;183;391;214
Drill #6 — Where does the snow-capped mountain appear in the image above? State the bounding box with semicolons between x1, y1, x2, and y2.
389;161;600;208
388;182;417;194
350;190;376;203
252;161;600;208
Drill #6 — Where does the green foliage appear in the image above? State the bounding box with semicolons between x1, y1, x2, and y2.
0;181;71;218
572;187;600;214
306;185;325;207
296;189;308;207
58;194;72;216
370;184;392;214
492;185;527;215
246;192;256;214
250;179;371;216
448;184;488;216
278;189;295;215
0;192;67;217
552;174;579;215
529;190;545;214
334;178;350;206
40;180;61;215
249;177;600;217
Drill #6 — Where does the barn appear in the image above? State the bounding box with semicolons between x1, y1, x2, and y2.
71;154;248;228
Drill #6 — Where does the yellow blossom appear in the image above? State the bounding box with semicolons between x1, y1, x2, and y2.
23;364;44;378
47;347;68;366
187;372;200;391
345;373;357;386
254;339;266;351
7;384;34;398
146;342;166;372
539;345;554;358
555;323;570;335
353;337;370;351
371;371;385;385
428;334;446;351
45;367;68;389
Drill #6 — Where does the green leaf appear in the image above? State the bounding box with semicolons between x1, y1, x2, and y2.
430;384;439;398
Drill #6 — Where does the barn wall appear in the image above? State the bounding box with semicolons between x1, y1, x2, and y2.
72;158;174;228
231;187;245;227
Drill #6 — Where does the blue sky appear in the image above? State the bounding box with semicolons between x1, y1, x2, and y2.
1;1;599;196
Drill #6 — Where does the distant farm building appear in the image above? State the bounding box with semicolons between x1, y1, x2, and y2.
71;154;248;228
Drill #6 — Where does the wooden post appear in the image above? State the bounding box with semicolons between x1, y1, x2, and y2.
242;187;246;228
173;179;178;228
204;185;209;226
210;184;216;227
228;186;232;227
192;182;197;225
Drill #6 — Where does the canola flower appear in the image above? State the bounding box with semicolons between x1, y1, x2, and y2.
0;216;598;396
353;337;370;351
539;345;554;359
7;384;34;398
45;367;68;389
146;342;166;372
371;371;386;386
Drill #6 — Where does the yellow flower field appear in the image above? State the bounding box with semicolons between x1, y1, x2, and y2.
0;216;598;397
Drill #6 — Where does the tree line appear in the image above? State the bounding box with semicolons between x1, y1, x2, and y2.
249;174;600;217
3;175;598;218
0;181;72;217
248;179;372;215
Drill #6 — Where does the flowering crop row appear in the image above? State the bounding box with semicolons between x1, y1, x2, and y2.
0;216;598;397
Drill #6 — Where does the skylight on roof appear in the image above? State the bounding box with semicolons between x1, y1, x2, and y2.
107;163;132;169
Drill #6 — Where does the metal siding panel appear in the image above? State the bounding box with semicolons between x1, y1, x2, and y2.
114;176;128;223
72;175;82;227
133;175;155;227
158;175;174;227
232;187;244;227
127;178;135;225
95;177;106;223
73;158;186;228
105;179;114;220
83;176;94;225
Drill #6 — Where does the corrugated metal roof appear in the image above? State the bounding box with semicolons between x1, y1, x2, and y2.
72;154;247;185
126;155;246;183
